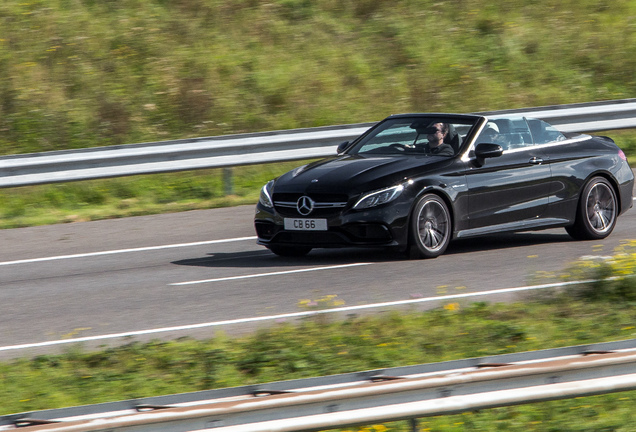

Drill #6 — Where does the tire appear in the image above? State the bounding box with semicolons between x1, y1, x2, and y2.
267;245;312;257
566;177;617;240
409;194;451;259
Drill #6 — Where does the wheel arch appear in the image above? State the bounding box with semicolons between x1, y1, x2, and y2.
408;186;456;238
566;172;620;240
579;171;622;215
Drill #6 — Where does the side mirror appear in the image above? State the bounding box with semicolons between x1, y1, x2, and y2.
475;143;503;158
337;141;350;155
474;143;503;166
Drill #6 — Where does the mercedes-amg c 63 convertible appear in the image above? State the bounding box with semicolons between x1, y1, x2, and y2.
255;113;634;258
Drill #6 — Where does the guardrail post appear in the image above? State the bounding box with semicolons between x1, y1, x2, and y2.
223;167;233;196
410;418;419;431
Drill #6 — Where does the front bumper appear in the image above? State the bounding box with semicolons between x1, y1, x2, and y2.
254;202;410;249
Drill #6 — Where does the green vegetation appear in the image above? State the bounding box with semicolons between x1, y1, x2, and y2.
1;0;636;228
2;0;636;153
2;242;636;431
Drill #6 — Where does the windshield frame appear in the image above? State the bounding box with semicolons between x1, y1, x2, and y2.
345;114;482;157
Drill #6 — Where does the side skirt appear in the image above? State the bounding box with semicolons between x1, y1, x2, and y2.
455;218;570;239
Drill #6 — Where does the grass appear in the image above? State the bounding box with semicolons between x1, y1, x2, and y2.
2;242;636;431
2;0;636;155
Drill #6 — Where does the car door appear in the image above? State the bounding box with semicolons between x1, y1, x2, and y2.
464;119;552;231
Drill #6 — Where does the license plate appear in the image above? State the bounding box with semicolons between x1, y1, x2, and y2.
284;218;328;231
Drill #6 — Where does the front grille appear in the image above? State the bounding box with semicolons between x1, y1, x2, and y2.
273;193;349;217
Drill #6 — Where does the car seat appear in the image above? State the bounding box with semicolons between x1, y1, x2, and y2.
444;124;462;154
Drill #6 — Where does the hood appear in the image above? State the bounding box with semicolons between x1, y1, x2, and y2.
273;154;448;194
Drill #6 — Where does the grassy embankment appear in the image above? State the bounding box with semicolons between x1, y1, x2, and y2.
1;243;636;431
1;0;636;228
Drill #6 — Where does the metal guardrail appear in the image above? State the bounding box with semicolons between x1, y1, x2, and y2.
0;123;373;188
476;97;636;132
1;99;636;188
3;339;636;432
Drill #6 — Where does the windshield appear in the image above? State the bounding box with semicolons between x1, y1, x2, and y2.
347;116;478;157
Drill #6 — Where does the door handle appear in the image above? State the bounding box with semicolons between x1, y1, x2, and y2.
529;157;544;165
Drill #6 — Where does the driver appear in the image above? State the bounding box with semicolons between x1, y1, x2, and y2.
422;122;454;156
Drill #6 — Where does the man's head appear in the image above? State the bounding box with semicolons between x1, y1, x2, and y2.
427;122;449;146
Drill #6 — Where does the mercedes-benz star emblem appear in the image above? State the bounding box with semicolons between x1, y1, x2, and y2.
297;196;315;216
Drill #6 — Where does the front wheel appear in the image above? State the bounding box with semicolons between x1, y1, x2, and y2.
267;245;312;257
566;177;617;240
409;194;451;259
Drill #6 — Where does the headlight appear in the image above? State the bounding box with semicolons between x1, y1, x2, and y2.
259;180;274;208
354;184;405;210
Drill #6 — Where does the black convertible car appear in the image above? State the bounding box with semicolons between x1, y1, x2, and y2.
255;113;634;258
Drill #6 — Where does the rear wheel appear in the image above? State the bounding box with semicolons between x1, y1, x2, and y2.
267;245;312;257
566;177;617;240
409;194;451;259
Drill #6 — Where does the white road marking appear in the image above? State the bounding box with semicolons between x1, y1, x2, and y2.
0;279;594;353
170;263;371;286
0;236;257;266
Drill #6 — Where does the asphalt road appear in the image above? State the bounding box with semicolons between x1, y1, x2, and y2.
1;195;635;358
